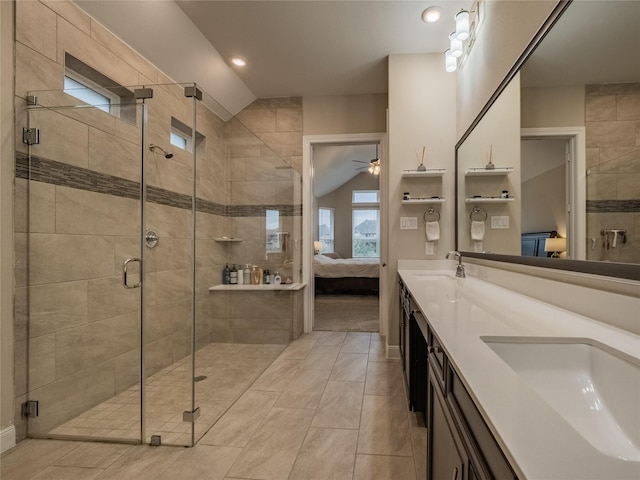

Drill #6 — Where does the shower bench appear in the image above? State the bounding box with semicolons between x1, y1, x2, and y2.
208;283;306;344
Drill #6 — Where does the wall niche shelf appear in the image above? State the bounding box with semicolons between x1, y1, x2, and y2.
465;167;513;176
214;237;243;242
464;197;515;204
402;168;446;177
402;198;445;205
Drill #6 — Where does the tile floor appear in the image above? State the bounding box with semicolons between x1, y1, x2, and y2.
1;331;427;480
49;343;287;446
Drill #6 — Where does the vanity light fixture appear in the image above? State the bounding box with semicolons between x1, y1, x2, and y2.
455;10;470;40
421;6;442;23
443;1;483;72
449;32;463;58
444;49;457;72
230;56;247;67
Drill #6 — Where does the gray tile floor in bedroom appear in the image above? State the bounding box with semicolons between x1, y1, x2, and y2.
1;331;427;480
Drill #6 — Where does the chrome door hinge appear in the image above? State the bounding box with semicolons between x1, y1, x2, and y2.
22;400;39;418
22;128;40;145
182;407;200;423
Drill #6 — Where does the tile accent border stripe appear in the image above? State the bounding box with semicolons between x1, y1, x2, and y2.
587;200;640;213
16;154;301;217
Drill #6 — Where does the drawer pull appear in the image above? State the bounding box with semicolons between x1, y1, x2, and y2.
429;346;442;354
452;467;458;480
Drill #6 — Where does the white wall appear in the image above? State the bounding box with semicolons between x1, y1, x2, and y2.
387;53;457;345
457;75;522;254
1;0;15;451
457;0;560;139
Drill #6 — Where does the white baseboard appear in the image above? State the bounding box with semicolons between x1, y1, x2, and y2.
1;425;16;453
386;345;400;359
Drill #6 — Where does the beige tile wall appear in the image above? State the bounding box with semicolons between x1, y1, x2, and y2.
585;83;640;263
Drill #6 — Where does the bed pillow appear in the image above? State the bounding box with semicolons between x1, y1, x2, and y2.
322;252;342;259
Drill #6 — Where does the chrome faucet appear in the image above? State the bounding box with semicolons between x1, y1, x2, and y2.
446;251;466;278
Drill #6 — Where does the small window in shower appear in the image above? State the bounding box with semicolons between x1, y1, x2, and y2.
63;53;136;124
266;209;282;253
170;117;204;153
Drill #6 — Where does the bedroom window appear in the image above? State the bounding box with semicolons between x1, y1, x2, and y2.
352;209;380;258
318;208;334;253
352;190;380;258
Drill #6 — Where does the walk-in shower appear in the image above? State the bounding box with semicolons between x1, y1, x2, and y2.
15;81;303;447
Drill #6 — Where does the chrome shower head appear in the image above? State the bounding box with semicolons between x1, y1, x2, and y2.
149;144;173;159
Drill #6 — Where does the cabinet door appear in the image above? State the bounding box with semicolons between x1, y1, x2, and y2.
429;368;466;480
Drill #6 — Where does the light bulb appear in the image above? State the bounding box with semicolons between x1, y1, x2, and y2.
450;32;463;58
444;49;457;73
373;164;381;175
368;165;374;174
455;10;470;41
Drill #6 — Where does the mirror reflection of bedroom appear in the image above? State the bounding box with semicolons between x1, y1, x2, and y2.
312;143;380;332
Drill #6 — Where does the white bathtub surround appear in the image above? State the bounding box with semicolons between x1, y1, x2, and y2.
398;266;640;479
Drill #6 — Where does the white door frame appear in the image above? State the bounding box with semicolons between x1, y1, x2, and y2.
521;127;586;260
302;133;387;334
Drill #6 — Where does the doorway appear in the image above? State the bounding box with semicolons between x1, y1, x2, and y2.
302;133;387;335
521;127;586;260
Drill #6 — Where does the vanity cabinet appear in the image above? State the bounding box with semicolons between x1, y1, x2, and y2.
398;279;428;420
427;330;517;480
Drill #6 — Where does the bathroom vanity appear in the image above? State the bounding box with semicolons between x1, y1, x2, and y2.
398;267;640;480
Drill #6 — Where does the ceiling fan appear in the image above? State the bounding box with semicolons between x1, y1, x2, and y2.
351;145;381;175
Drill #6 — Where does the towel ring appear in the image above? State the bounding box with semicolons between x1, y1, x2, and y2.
469;207;487;222
423;208;440;223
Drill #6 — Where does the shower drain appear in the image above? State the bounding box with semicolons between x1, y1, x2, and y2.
194;375;207;382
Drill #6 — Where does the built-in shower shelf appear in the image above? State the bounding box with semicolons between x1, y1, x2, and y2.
214;237;243;242
209;283;306;291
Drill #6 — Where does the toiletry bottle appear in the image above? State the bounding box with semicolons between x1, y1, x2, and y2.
230;264;237;285
243;264;250;285
237;265;244;285
274;271;281;285
264;269;271;284
222;263;230;285
251;265;259;285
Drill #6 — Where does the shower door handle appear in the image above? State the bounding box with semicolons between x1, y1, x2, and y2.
123;258;142;289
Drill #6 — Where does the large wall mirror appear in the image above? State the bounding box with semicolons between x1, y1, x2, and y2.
455;0;639;280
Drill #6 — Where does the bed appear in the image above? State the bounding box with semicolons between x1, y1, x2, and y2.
313;253;380;295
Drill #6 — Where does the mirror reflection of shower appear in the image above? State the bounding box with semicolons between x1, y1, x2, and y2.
149;143;173;159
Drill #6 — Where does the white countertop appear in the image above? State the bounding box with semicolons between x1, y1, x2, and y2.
209;282;306;291
398;268;640;480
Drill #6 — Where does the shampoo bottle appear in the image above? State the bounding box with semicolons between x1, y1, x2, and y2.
243;264;250;285
230;264;238;285
222;263;230;285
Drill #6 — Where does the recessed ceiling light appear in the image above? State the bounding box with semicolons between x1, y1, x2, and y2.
421;6;442;24
230;56;247;67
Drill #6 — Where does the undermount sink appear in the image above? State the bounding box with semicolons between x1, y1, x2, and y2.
482;337;640;461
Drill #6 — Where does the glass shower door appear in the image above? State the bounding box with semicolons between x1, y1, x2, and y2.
20;89;144;442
